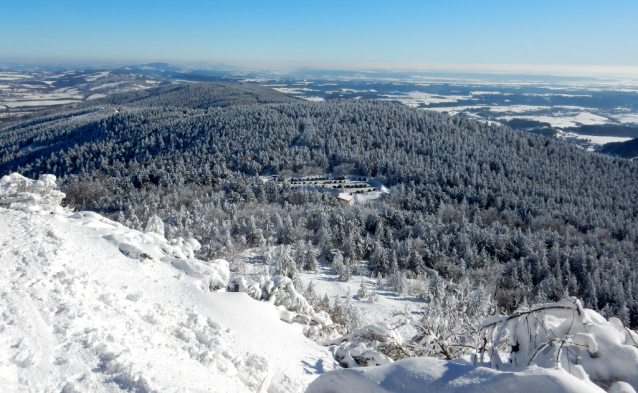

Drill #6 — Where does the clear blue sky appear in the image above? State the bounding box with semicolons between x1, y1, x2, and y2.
2;0;637;73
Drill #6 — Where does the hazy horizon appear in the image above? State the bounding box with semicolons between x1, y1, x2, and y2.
3;60;638;80
2;0;638;78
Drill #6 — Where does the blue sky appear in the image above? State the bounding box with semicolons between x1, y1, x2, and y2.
2;0;637;74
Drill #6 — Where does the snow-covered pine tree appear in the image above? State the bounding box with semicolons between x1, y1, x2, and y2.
368;286;379;303
340;257;352;282
271;245;298;280
342;289;362;332
332;295;345;326
376;272;384;290
246;215;265;247
332;250;345;277
317;223;333;258
319;293;331;312
388;256;401;292
357;277;368;299
396;271;408;295
296;240;318;272
305;280;318;306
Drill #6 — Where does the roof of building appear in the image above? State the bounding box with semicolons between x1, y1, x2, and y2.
336;193;353;202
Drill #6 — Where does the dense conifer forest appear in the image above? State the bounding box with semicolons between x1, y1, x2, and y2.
2;82;638;326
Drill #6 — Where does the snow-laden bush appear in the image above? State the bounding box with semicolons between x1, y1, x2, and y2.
161;237;201;259
476;297;638;391
263;275;314;315
303;322;347;343
228;274;313;314
0;173;65;213
385;276;498;362
226;276;264;299
332;341;394;368
322;323;404;368
144;214;165;237
206;259;230;290
226;274;348;341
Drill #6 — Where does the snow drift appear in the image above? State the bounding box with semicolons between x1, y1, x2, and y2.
306;357;605;393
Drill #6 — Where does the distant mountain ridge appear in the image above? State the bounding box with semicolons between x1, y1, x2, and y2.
84;82;300;108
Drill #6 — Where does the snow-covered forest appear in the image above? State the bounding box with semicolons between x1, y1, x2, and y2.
2;83;637;326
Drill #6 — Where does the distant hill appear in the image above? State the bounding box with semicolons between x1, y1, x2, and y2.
505;118;552;129
600;137;638;159
569;124;638;138
85;82;300;109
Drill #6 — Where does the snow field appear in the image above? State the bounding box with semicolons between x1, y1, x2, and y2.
556;130;633;145
497;112;610;128
381;92;471;107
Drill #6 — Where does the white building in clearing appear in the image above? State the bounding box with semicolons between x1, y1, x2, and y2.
336;193;353;205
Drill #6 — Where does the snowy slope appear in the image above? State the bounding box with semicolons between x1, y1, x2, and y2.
0;202;337;392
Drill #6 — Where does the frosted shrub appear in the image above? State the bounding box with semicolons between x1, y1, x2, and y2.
322;323;404;367
144;214;165;236
0;173;65;213
476;297;638;391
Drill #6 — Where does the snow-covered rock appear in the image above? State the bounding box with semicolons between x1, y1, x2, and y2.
68;210;230;292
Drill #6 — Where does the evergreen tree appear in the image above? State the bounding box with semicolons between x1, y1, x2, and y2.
357;277;368;299
332;250;345;277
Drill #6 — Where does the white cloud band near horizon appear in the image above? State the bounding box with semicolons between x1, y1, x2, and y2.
221;60;638;78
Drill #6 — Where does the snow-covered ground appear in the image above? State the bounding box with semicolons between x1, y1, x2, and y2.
4;100;80;108
273;87;319;95
2;173;638;393
0;73;33;81
556;130;633;145
497;111;610;128
381;92;471;106
0;174;337;392
307;357;605;393
613;113;638;124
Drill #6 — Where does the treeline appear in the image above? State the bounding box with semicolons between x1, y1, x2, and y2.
1;83;637;326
